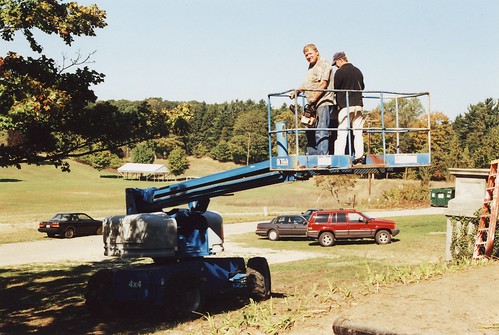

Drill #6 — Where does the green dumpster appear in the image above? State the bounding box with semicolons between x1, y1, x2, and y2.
430;187;455;207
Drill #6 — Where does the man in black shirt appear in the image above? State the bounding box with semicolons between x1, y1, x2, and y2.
332;51;365;164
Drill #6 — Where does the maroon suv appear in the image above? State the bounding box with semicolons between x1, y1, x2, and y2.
306;209;400;247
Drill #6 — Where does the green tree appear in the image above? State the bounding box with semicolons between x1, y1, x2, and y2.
474;126;499;167
453;98;499;168
132;141;155;164
154;136;184;159
210;141;232;162
412;111;454;181
90;150;112;171
0;0;170;171
164;102;193;136
366;97;425;157
192;142;210;158
272;104;306;155
386;97;425;154
229;109;268;164
188;100;264;159
168;147;189;176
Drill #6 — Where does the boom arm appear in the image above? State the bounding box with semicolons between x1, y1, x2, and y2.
125;160;303;214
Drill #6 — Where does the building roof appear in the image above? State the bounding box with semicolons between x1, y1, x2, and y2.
117;163;169;174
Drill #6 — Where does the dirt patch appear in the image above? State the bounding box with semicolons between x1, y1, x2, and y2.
284;262;499;335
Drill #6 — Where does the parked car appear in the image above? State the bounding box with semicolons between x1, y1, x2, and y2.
306;209;399;247
38;213;103;238
301;208;323;221
255;215;308;241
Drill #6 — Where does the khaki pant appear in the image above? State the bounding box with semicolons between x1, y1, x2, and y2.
333;106;364;158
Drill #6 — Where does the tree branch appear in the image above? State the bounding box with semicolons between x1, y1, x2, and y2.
59;50;97;74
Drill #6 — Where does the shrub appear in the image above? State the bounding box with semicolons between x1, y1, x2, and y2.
382;183;430;207
449;214;479;262
210;141;232;162
168;147;189;176
132;141;156;164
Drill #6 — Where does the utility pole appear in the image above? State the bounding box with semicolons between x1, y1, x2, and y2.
367;118;372;197
246;133;251;165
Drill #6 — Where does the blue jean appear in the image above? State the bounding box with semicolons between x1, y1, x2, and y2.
315;104;332;155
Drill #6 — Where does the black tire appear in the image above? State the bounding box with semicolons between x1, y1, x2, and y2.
319;232;335;247
165;275;204;318
64;227;75;239
268;229;279;241
375;230;392;244
85;269;113;315
247;257;271;300
47;233;55;238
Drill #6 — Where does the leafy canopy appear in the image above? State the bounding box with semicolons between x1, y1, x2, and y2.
168;147;189;176
0;0;170;171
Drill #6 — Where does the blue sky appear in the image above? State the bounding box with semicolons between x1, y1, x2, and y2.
6;0;499;120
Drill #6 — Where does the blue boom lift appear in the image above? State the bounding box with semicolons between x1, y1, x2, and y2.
85;89;431;317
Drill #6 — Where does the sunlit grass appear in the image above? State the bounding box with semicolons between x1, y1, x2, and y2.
230;214;447;265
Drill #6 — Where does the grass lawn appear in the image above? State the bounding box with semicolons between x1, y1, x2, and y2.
232;214;447;264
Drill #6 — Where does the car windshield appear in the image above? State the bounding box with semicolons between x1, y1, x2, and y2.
303;209;320;216
357;211;372;220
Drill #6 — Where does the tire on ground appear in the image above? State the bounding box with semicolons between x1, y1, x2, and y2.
164;274;204;319
268;229;279;241
319;231;335;247
64;227;75;238
85;269;114;315
375;229;392;244
246;257;271;300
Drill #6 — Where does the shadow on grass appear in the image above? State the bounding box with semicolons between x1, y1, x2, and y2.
0;260;261;335
308;238;401;247
99;174;121;179
0;178;22;183
255;237;311;242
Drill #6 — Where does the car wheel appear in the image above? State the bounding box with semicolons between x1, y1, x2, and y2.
247;257;271;301
375;230;391;244
319;232;335;247
268;229;279;241
47;233;56;238
64;227;75;239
